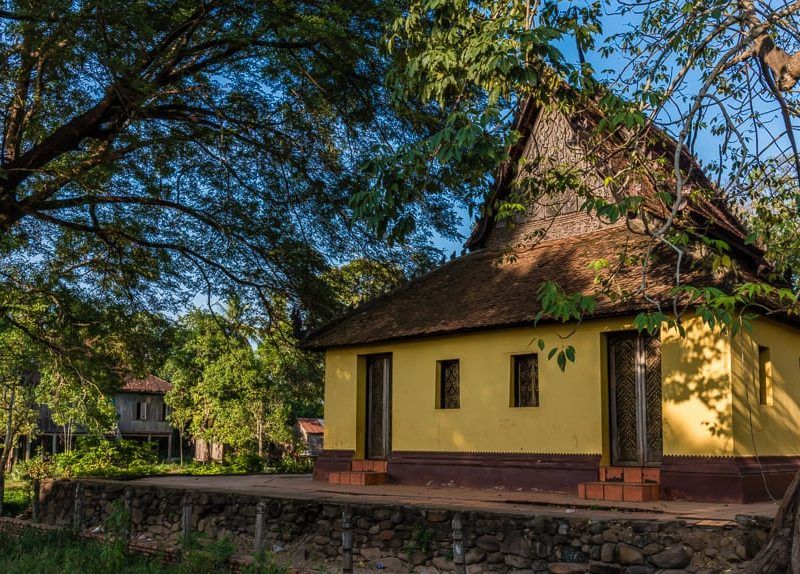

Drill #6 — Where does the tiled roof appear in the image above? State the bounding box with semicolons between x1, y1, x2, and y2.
297;418;324;434
121;375;172;394
302;94;780;351
302;226;751;350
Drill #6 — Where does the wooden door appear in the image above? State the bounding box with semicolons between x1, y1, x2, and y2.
608;332;662;466
365;355;391;460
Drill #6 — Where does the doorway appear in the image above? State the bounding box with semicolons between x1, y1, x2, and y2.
365;355;391;460
608;332;663;466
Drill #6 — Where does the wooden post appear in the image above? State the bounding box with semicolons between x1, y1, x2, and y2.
31;478;40;523
123;487;133;539
452;513;465;574
181;497;193;542
341;506;353;574
72;482;83;530
254;500;267;556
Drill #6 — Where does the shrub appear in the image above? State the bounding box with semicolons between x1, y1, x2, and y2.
55;436;159;479
227;451;263;473
270;455;313;474
1;482;32;517
13;454;53;481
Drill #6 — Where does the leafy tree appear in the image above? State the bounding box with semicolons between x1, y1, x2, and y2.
0;295;169;506
0;0;453;332
0;4;454;457
164;299;315;464
0;326;38;515
323;258;407;310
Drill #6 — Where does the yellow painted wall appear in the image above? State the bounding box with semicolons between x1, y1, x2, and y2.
323;315;746;460
732;317;800;456
661;317;733;456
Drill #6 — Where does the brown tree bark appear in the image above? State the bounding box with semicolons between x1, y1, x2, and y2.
739;0;800;91
754;35;800;92
740;470;800;573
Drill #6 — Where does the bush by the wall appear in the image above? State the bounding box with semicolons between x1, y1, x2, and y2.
54;437;159;479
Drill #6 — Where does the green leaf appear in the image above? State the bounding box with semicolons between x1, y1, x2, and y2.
557;351;567;372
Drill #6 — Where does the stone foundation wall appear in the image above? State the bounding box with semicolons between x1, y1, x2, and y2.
39;479;771;573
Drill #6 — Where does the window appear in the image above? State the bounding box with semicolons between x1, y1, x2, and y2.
161;402;169;422
512;354;539;407
759;346;773;406
135;402;148;421
437;360;460;409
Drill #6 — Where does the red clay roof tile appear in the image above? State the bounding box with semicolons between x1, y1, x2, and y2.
121;375;171;394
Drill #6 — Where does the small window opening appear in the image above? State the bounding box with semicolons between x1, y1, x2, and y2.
437;360;460;409
512;354;540;407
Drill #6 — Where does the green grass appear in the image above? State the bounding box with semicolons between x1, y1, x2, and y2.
0;529;288;574
0;530;176;574
2;481;32;517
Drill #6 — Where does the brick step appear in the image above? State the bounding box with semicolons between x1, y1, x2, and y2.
328;471;387;486
351;459;388;473
578;481;660;502
599;467;660;484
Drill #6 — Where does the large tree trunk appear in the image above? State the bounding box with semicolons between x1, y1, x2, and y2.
740;470;800;573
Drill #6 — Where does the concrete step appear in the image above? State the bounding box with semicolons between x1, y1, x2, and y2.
598;467;660;484
578;481;660;502
327;471;387;486
351;459;388;473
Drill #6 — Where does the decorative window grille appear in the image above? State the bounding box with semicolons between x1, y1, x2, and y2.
512;354;539;407
438;360;460;409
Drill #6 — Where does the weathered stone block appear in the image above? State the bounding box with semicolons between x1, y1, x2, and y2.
589;561;622;574
426;510;449;523
502;533;532;557
504;554;531;569
476;535;501;552
360;546;383;561
649;545;690;570
617;544;644;565
600;543;615;563
466;548;486;564
432;556;455;571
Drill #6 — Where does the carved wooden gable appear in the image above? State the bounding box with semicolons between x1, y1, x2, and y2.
486;108;619;251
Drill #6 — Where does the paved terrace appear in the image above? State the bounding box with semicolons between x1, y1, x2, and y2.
128;474;778;525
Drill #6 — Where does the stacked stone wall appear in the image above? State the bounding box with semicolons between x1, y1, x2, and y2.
38;479;771;573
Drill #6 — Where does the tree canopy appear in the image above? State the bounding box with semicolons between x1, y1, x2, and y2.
163;298;320;463
0;0;455;379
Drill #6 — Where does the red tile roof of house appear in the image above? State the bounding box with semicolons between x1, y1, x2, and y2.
297;418;324;435
121;375;172;394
